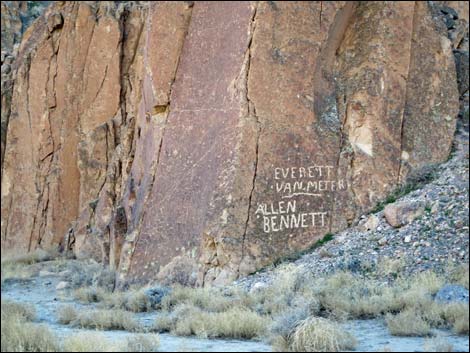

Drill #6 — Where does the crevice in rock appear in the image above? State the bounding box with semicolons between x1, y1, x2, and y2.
24;53;38;252
397;1;418;185
238;3;259;278
313;2;357;232
329;93;347;233
320;1;323;29
91;62;110;106
2;196;13;243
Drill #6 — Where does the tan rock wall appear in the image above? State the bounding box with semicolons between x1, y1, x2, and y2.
0;1;463;286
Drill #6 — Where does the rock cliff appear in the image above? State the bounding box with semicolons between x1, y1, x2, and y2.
1;1;467;286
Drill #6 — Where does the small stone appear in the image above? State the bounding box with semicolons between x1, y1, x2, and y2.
39;270;55;277
361;214;380;232
404;235;412;243
378;237;387;246
58;270;72;277
55;281;69;290
250;282;269;294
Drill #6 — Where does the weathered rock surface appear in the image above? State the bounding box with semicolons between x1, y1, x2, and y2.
384;201;425;228
0;1;465;286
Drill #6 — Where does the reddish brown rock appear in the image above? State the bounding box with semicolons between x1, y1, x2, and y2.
0;1;462;286
399;1;459;179
123;1;256;284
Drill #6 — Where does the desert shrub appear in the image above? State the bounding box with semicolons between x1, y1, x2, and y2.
125;334;160;352
1;304;58;352
76;309;140;331
251;265;312;316
385;310;432;336
154;312;176;333
1;248;60;282
447;263;469;289
62;332;120;352
64;308;140;331
159;303;269;339
376;258;406;277
283;317;356;352
73;286;107;303
1;248;59;266
311;272;402;319
442;303;469;335
269;307;311;343
1;300;36;321
67;261;115;290
423;336;454;352
124;291;152;312
62;332;160;352
99;288;155;312
56;305;78;325
161;286;233;313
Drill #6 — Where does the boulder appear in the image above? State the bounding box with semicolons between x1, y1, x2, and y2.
144;286;172;308
384;201;425;228
435;284;469;303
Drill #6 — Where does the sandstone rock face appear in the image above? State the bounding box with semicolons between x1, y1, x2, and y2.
0;1;464;286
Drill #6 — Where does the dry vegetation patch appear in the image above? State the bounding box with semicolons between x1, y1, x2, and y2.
154;304;269;339
1;300;58;352
274;317;357;352
56;306;141;332
61;332;160;352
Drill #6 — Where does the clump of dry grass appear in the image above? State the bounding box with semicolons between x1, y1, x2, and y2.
1;248;60;282
56;306;140;332
1;248;59;266
61;332;160;352
161;286;234;313
1;300;36;321
447;263;469;289
56;305;78;325
310;272;401;320
61;332;119;352
73;286;107;303
443;303;469;335
1;319;59;352
155;303;269;339
99;289;154;312
376;257;406;278
385;310;432;336
274;317;356;352
154;312;175;333
250;264;317;316
67;262;116;290
423;336;454;352
1;301;58;352
74;309;140;331
125;334;160;352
